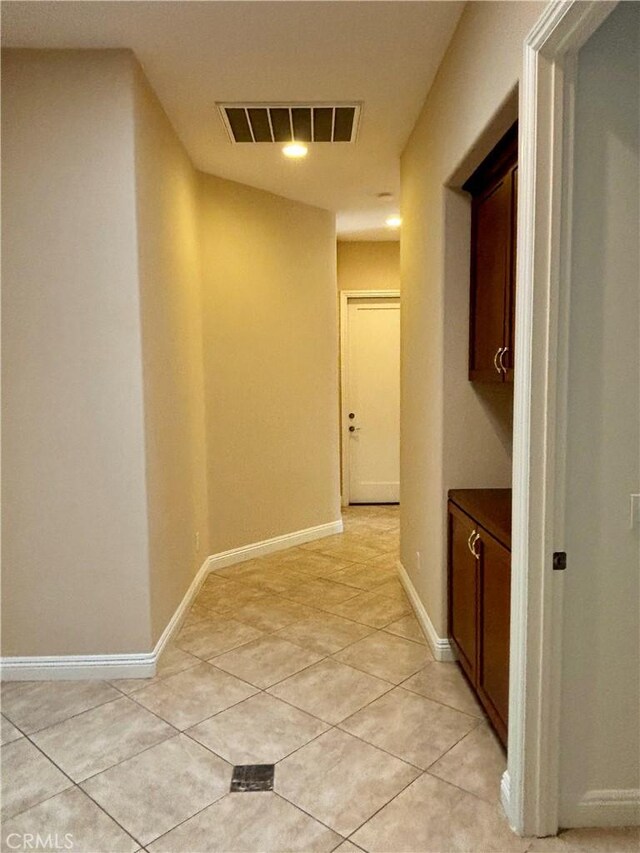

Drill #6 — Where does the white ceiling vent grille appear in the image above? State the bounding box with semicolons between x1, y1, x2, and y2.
218;103;361;144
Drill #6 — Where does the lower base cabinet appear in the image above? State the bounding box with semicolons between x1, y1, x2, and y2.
448;490;511;747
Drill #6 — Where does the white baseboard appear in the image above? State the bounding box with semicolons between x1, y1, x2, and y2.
205;519;343;572
562;789;640;828
151;554;212;663
502;767;639;833
0;653;157;682
0;518;343;681
0;555;212;682
500;770;513;826
397;560;456;662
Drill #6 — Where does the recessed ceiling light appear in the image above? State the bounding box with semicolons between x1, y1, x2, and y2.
282;142;308;159
386;215;402;228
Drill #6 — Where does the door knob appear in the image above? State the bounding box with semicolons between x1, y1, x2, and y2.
349;425;360;432
348;412;356;419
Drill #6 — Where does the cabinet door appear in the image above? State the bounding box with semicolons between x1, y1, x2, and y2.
503;165;518;384
448;504;479;684
477;529;511;745
468;175;511;383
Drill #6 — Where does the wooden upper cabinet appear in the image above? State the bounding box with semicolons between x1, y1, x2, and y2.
503;165;518;381
464;123;518;384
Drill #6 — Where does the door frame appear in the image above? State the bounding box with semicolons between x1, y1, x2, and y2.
339;289;400;507
506;0;618;837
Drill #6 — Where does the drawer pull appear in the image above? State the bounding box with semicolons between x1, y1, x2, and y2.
470;531;481;559
467;529;477;555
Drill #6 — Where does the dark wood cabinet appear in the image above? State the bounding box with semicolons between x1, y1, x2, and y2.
448;489;511;746
448;503;478;683
464;124;518;384
477;530;511;742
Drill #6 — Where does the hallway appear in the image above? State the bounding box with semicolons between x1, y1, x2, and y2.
1;507;635;852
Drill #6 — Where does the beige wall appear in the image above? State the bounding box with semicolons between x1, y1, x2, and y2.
1;50;153;655
559;3;639;823
400;1;545;636
2;50;342;658
337;242;400;292
132;63;209;643
199;175;341;553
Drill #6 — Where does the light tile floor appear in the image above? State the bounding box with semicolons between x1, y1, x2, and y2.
2;505;638;852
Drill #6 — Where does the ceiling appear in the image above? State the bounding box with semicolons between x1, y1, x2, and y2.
1;1;464;240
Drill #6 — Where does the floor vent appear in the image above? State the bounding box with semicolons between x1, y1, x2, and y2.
218;103;361;144
230;764;275;793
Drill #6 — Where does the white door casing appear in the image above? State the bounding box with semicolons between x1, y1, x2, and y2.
340;291;400;505
506;0;619;838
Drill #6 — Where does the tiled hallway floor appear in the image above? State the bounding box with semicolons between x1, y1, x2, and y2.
2;506;638;852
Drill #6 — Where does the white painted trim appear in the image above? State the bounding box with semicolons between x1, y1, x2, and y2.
563;790;640;828
339;289;400;507
0;554;212;682
508;0;618;838
151;556;212;661
397;560;456;662
205;519;343;571
0;518;343;681
0;653;157;682
501;770;512;821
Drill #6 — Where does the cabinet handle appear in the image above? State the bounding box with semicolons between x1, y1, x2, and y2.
467;529;477;555
471;531;481;559
494;347;504;375
499;346;508;373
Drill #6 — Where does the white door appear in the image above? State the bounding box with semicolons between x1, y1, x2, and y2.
344;296;400;503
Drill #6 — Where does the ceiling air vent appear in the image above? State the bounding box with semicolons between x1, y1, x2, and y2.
218;103;361;144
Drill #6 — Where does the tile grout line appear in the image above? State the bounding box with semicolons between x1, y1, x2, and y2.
79;737;237;853
341;760;428;843
423;764;504;809
16;720;230;847
5;732;144;850
3;691;124;738
172;598;409;666
328;723;426;774
179;698;330;767
2;735;78;822
10;684;497;849
396;670;488;720
5;511;453;852
270;789;358;846
264;658;396;704
124;663;260;729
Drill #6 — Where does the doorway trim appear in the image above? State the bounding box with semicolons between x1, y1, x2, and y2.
506;0;618;837
339;289;400;507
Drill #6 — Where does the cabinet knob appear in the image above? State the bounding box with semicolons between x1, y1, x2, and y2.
494;347;505;375
499;347;508;373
